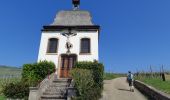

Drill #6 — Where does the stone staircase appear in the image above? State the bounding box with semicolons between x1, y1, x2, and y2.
41;78;72;100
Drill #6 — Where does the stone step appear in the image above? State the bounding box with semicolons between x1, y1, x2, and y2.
41;98;67;100
40;78;71;100
41;94;67;99
41;99;66;100
43;92;64;95
51;82;69;85
43;93;66;97
54;78;72;80
45;88;67;93
53;78;72;83
45;87;67;90
49;84;68;87
44;91;66;94
53;80;68;83
45;88;67;92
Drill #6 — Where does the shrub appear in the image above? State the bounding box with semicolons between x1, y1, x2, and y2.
2;81;29;99
70;68;94;100
73;61;104;100
0;77;21;94
2;61;55;99
22;61;55;86
74;61;104;88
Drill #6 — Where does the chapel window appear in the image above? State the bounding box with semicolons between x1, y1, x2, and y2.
47;38;58;53
80;38;90;53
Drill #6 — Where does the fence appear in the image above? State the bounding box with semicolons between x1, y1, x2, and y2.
135;65;170;81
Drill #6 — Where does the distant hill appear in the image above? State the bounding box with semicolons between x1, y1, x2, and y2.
0;65;22;77
0;65;20;68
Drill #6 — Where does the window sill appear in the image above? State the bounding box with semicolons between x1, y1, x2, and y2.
46;53;58;55
79;53;91;55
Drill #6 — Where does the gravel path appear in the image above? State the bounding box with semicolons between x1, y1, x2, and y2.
100;77;148;100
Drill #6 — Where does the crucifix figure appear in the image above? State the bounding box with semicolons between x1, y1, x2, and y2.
61;28;77;55
72;0;80;10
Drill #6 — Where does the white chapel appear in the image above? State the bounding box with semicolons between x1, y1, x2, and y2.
38;0;100;78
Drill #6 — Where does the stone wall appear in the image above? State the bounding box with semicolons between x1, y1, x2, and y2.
134;80;170;100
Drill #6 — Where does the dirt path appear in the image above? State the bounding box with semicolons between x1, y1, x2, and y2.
100;77;148;100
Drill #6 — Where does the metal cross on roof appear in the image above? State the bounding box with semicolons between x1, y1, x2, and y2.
72;0;80;10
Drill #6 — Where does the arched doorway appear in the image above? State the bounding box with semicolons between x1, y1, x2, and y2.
59;54;77;78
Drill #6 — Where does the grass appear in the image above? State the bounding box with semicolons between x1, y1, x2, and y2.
104;73;126;80
0;95;6;100
137;77;170;94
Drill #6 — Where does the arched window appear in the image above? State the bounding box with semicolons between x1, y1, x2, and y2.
47;38;58;53
80;38;90;53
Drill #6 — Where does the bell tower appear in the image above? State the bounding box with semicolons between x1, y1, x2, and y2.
72;0;80;10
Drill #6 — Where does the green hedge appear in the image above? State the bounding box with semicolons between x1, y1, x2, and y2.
74;61;104;88
2;61;56;99
70;68;94;100
22;61;55;86
72;61;104;100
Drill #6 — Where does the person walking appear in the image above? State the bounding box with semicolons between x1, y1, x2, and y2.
127;71;134;92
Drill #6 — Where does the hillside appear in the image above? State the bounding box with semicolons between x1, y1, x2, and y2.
0;65;22;77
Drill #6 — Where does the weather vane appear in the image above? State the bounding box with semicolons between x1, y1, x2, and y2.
72;0;80;10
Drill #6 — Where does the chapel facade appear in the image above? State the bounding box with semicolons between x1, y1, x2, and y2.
38;0;100;78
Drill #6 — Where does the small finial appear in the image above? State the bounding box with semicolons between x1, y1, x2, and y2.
72;0;80;10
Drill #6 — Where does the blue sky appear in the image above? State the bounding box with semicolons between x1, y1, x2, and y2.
0;0;170;73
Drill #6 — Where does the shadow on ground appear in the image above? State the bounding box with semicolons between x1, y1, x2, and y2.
117;88;131;92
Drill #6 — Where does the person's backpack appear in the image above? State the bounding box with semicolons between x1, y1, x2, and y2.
127;74;132;81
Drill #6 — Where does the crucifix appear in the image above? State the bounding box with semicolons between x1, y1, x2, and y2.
72;0;80;10
61;28;77;55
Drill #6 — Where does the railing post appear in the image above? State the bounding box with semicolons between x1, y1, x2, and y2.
29;87;38;100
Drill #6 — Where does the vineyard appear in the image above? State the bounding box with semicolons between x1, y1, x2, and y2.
0;66;21;76
135;66;170;94
0;66;22;99
135;66;170;81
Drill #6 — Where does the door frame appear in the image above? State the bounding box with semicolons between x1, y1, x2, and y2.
58;54;77;78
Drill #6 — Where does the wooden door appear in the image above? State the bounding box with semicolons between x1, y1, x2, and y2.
60;55;77;78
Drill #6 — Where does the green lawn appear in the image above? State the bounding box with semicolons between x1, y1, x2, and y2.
138;78;170;94
0;95;6;100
